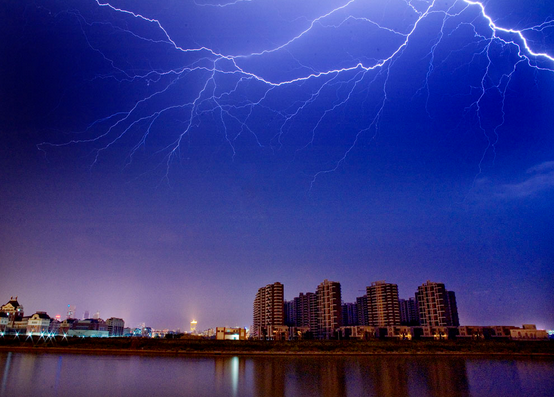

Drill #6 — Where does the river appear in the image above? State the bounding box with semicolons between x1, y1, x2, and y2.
0;352;552;396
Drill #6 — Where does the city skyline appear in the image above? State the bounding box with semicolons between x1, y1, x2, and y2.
0;275;537;332
1;0;553;331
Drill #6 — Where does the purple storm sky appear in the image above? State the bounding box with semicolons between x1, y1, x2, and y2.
0;0;553;331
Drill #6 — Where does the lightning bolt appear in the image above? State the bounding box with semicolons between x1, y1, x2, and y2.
193;0;253;7
37;0;554;188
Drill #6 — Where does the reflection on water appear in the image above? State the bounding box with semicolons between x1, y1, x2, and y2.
0;352;552;396
251;356;471;397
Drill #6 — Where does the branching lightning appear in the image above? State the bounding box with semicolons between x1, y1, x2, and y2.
37;0;554;187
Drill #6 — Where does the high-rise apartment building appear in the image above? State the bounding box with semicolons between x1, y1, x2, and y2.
399;297;419;325
446;291;459;326
341;302;358;326
366;281;400;326
356;295;369;326
293;292;318;335
252;282;284;339
316;279;342;339
284;300;296;327
416;281;459;326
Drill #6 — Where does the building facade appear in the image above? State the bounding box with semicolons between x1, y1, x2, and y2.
106;317;125;336
294;292;318;335
60;318;109;337
446;291;459;326
316;279;342;339
510;324;549;340
252;282;284;339
356;295;369;326
216;327;247;340
284;300;296;327
1;297;24;326
399;297;419;326
26;312;51;335
341;302;358;326
0;313;8;332
416;281;459;327
366;281;400;326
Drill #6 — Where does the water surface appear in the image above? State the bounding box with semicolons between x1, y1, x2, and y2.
0;352;552;396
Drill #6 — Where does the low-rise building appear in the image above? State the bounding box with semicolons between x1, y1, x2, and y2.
458;325;519;339
12;317;29;332
288;326;311;340
385;326;415;340
61;318;109;337
0;297;24;320
26;312;51;335
49;319;61;335
338;326;379;339
0;313;8;332
142;327;152;338
510;324;549;340
215;327;247;340
488;326;518;338
256;325;289;340
457;326;487;339
106;317;125;337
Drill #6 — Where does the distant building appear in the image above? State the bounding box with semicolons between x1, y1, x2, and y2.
26;312;51;335
142;327;152;338
288;326;311;340
252;282;284;339
510;324;549;340
366;281;400;326
0;313;8;332
399;297;419;325
284;300;296;327
66;305;75;319
416;281;459;327
49;319;61;335
341;302;358;326
59;318;78;335
446;291;459;326
216;327;247;340
202;328;216;338
190;319;197;334
61;318;109;337
264;325;289;340
316;279;342;339
1;296;24;325
106;317;125;337
293;292;318;336
356;295;369;326
12;317;29;332
338;326;379;340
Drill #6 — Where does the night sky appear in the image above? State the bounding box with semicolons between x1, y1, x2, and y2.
1;0;553;331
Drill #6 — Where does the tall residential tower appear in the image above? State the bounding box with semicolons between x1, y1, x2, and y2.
252;282;284;339
366;281;400;326
416;281;459;327
316;279;342;339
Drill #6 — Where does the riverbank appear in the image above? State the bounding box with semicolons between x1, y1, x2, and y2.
0;337;552;356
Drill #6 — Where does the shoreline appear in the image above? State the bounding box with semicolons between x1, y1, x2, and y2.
1;346;553;358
